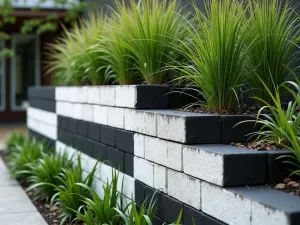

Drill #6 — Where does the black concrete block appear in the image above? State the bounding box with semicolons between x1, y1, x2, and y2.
101;126;115;147
223;151;267;186
93;142;107;161
28;86;55;100
78;121;88;137
134;180;146;204
64;131;73;146
57;116;64;129
167;87;200;109
144;186;183;223
267;151;293;184
221;115;258;144
152;216;165;225
88;122;101;142
185;115;221;144
135;85;169;109
29;98;56;112
57;128;64;142
115;129;134;154
82;138;94;157
73;134;83;151
61;116;69;131
106;147;124;172
69;118;78;133
184;205;225;225
124;153;134;177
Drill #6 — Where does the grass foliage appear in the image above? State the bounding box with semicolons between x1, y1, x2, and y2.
176;0;250;113
247;0;300;104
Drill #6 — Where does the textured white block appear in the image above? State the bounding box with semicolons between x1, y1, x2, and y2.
94;178;105;199
82;104;94;122
134;111;156;136
134;157;154;187
76;86;88;103
55;87;63;101
27;107;57;127
251;201;289;225
115;86;137;108
88;86;101;104
168;170;201;209
144;136;182;171
124;108;135;131
119;174;135;199
100;163;113;184
202;182;252;225
183;146;224;186
107;107;124;129
56;101;65;116
134;134;145;158
154;164;167;193
157;113;186;142
68;87;77;102
73;103;83;120
99;86;115;106
93;105;108;125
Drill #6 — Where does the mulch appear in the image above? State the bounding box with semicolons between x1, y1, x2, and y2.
230;141;285;151
275;178;300;197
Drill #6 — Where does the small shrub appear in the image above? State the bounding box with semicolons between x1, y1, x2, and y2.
7;138;45;183
73;169;124;225
176;0;250;113
26;151;73;201
247;0;300;104
5;132;27;153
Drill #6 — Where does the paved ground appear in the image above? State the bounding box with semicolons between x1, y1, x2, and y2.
0;156;47;225
0;124;27;142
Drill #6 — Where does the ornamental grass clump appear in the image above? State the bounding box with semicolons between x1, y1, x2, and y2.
176;0;251;113
247;0;300;104
46;13;110;85
102;0;189;85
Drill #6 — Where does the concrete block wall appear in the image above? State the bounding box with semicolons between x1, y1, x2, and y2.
27;86;300;225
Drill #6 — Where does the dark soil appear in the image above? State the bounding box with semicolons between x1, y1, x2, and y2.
182;104;261;115
230;141;285;151
275;178;300;197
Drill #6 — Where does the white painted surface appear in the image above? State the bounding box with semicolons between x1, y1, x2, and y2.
134;157;154;187
134;111;157;136
115;86;137;108
107;107;124;129
82;104;94;122
93;105;108;125
133;133;145;158
99;86;115;106
153;164;167;193
27;107;57;126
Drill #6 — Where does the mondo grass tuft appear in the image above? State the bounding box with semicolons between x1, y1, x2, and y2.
247;0;300;104
176;0;251;113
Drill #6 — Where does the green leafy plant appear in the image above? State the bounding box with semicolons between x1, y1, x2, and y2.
73;169;124;225
176;0;251;113
247;0;300;104
46;13;111;85
7;138;45;183
34;154;98;224
245;77;300;176
5;133;27;154
115;194;157;225
104;0;189;84
26;151;73;201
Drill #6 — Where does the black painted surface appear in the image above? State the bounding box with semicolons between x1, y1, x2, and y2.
124;153;134;177
29;129;55;150
82;138;94;157
93;142;107;161
106;146;125;172
134;180;145;204
115;129;134;153
88;122;101;142
28;86;55;100
29;98;56;112
184;205;225;225
101;126;116;147
135;85;169;109
77;121;88;137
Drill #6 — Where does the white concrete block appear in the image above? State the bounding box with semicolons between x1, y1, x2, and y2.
93;105;108;125
124;108;135;131
154;164;167;193
119;174;135;199
183;146;224;186
201;182;252;225
73;103;83;120
76;86;88;103
27;107;57;127
82;104;94;122
134;111;156;136
168;170;201;209
100;163;113;184
56;101;64;116
157;113;186;143
251;201;289;225
55;87;63;101
94;178;105;200
68;87;78;102
88;86;101;104
134;157;154;187
115;86;137;108
134;134;145;158
107;107;124;129
99;86;115;106
144;136;182;171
